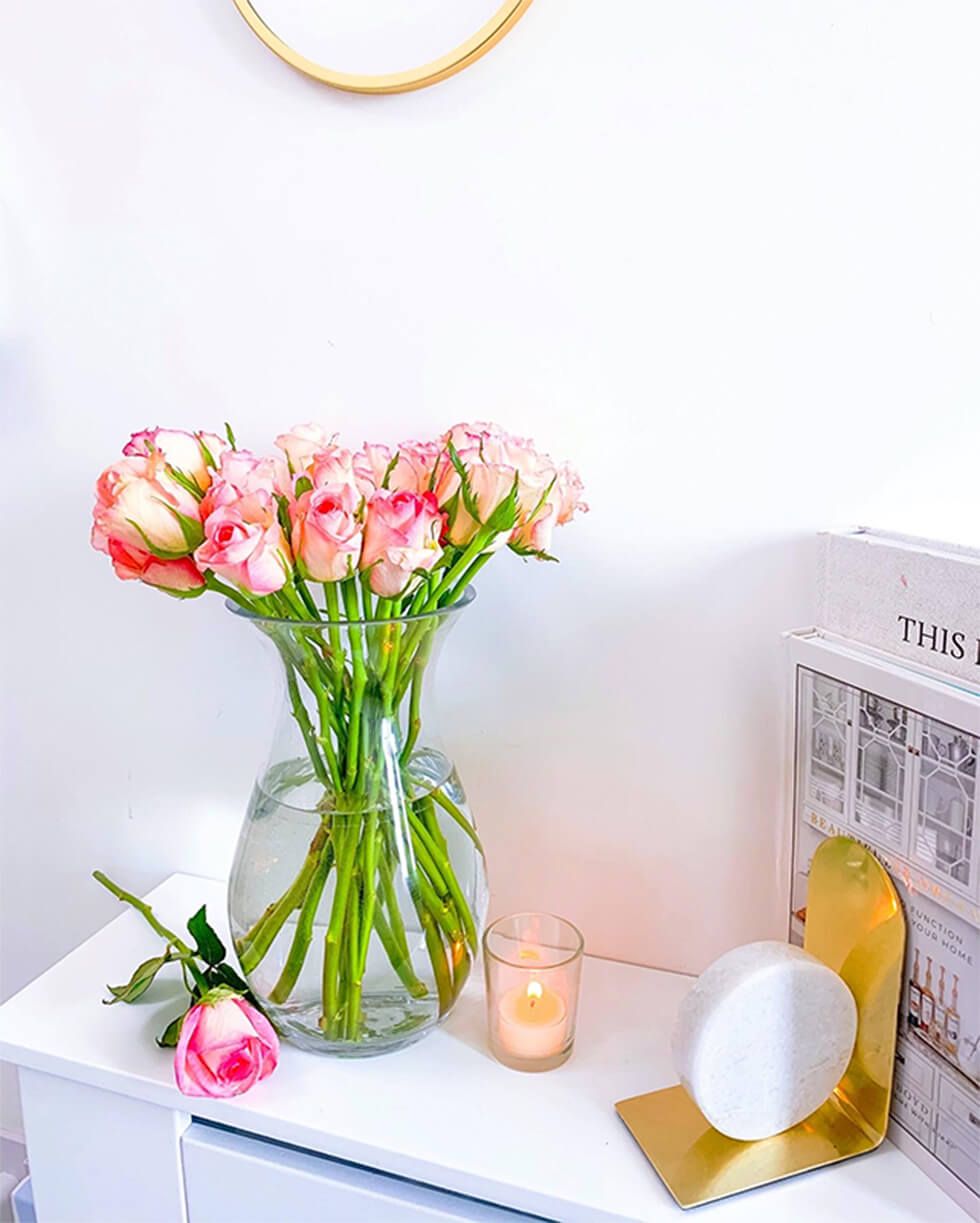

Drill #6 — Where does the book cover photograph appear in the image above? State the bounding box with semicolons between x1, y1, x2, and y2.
788;652;979;1208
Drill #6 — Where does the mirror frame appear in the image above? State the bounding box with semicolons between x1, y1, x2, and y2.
231;0;536;94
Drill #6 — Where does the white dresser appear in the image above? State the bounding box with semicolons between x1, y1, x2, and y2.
0;875;969;1223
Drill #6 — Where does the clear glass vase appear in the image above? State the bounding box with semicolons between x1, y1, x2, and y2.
227;590;488;1057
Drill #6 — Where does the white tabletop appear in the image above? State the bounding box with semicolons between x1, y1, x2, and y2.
0;874;968;1222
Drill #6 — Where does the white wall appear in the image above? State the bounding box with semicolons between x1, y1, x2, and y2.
2;1;978;1138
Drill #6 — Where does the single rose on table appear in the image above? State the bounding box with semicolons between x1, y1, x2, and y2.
93;871;280;1100
175;992;279;1098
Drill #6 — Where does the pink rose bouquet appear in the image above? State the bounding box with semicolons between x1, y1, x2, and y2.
91;418;585;1048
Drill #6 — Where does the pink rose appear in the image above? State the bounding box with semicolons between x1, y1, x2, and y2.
360;490;444;597
442;421;507;453
106;538;205;593
352;442;393;494
274;423;337;473
174;994;279;1098
437;423;586;555
510;458;586;553
290;483;363;582
433;422;513;506
92;453;203;558
354;440;440;497
445;459;516;551
308;444;360;493
124;428;227;490
200;449;290;519
554;461;588;525
195;489;292;595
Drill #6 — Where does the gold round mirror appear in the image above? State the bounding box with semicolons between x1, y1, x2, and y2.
232;0;536;94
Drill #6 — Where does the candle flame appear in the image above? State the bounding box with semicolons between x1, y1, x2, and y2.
526;980;543;1005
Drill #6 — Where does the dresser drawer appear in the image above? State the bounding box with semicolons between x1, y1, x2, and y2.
182;1122;545;1223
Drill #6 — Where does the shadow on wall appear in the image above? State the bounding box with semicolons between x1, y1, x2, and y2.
444;531;819;974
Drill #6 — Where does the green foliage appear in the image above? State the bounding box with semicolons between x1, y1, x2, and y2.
446;442;481;521
381;452;400;489
158;583;206;600
187;906;227;966
483;473;520;536
103;953;172;1005
165;465;206;502
156;1009;188;1048
508;539;558;563
206;961;250;994
161;504;206;551
197;435;218;470
124;519;194;560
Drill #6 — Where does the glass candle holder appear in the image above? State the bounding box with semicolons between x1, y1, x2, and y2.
483;912;584;1072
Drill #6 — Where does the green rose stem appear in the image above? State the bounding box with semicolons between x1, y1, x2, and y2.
284;664;330;788
430;787;485;858
321;816;360;1037
238;823;329;973
399;625;435;764
343;864;362;1040
342;583;368;791
232;572;483;1041
323;583;345;700
372;906;427;998
409;809;476;951
267;839;334;1004
416;898;453;1015
92;871;210;995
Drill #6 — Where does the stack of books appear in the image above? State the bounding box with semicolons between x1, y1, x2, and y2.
784;528;979;1216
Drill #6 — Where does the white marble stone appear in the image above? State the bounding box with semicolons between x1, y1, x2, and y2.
671;940;858;1142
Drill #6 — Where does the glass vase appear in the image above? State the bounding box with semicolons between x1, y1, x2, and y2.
227;590;487;1057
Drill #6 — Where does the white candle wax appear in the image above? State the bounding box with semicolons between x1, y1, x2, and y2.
495;980;568;1061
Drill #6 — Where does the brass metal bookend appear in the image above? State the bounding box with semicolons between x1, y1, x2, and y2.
616;836;906;1209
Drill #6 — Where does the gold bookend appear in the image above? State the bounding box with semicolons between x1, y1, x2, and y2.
616;836;906;1209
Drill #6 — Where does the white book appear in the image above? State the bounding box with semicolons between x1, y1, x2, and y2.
817;528;980;686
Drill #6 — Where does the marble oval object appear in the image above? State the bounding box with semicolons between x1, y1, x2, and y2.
671;941;857;1141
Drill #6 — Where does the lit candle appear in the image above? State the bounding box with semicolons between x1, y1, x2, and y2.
484;913;584;1071
495;978;568;1061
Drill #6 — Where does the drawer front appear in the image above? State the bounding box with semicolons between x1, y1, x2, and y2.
182;1123;544;1223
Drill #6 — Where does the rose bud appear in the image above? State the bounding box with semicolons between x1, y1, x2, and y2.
290;483;363;583
274;422;337;474
123;428;227;490
174;993;279;1099
360;489;444;597
92;453;203;558
195;489;292;595
105;539;205;595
